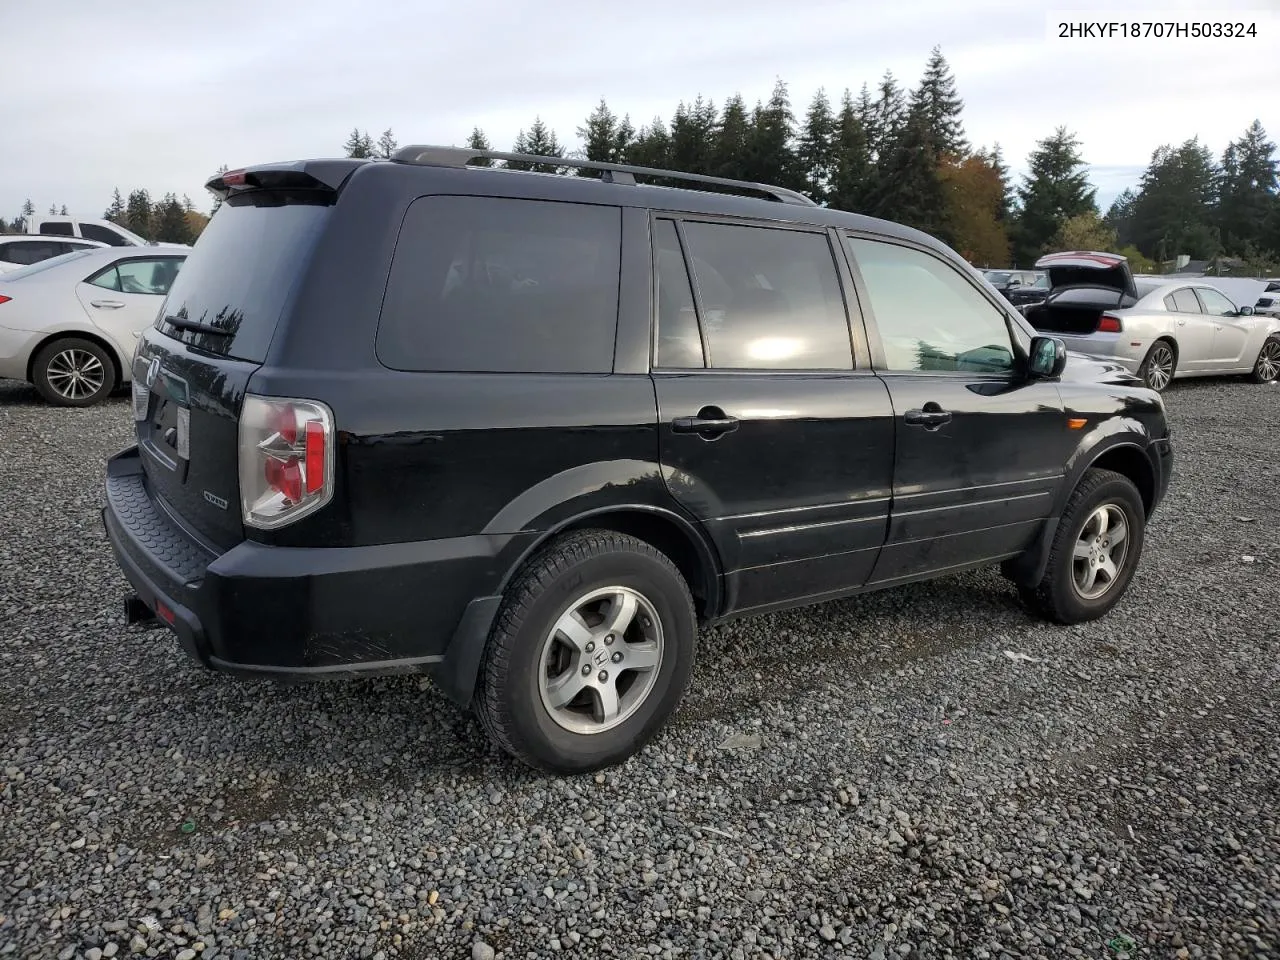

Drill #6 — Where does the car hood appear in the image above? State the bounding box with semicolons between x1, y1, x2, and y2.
1060;349;1141;385
1035;250;1138;299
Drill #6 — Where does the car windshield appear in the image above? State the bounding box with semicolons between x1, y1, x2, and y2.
984;271;1012;284
0;248;96;281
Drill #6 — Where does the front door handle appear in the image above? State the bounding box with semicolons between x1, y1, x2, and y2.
91;300;125;309
672;406;739;439
904;405;952;430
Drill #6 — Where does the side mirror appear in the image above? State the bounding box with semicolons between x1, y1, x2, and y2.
1029;335;1067;379
1239;305;1254;316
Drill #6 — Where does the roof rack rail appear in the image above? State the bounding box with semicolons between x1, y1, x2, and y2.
392;144;818;207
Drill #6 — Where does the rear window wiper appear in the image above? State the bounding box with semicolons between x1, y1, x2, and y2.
162;315;231;336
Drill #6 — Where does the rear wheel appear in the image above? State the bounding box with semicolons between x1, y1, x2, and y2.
1137;340;1176;392
1018;468;1146;625
1249;335;1280;384
474;529;697;774
32;337;116;407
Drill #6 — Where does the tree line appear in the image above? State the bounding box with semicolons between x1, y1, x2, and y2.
2;189;210;244
346;47;1279;274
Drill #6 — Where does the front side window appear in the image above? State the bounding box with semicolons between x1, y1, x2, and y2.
847;236;1015;374
678;221;852;370
378;196;622;374
1194;287;1238;316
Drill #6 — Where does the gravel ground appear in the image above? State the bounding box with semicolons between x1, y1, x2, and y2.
1;375;1277;960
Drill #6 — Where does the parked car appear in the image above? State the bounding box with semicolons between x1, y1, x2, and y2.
1254;280;1280;319
0;235;109;273
1023;251;1280;391
102;149;1173;774
0;245;187;405
23;214;151;247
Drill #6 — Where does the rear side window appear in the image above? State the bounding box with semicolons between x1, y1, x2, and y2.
81;223;130;246
0;240;63;265
1169;289;1202;313
156;196;330;363
678;221;852;370
377;196;621;374
39;221;74;236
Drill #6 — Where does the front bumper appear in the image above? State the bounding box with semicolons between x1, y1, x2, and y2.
101;445;518;704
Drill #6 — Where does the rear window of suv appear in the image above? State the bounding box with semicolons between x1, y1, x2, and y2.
376;196;622;374
155;195;330;363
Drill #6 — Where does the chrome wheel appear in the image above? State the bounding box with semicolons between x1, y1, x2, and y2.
537;586;664;735
45;348;106;401
1256;340;1280;382
1143;344;1174;391
1071;504;1130;600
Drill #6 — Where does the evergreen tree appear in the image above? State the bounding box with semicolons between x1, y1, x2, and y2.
829;89;873;213
48;204;57;216
1104;187;1139;248
21;199;34;218
869;98;947;239
1217;120;1278;255
797;88;837;204
627;117;672;170
578;98;623;166
913;46;967;158
343;128;375;158
1129;138;1221;261
182;195;195;213
710;95;751;181
507;117;563;171
987;143;1013;220
154;193;191;244
59;204;69;216
869;71;906;164
125;189;153;241
1013;127;1097;265
104;188;126;223
743;79;801;192
377;128;398;159
669;96;717;176
466;128;494;166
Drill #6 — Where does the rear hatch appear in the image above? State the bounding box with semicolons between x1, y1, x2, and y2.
132;166;351;549
1026;251;1139;335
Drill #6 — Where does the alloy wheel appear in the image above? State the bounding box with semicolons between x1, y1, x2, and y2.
45;348;106;401
1071;503;1131;600
1145;345;1174;391
1257;340;1280;382
537;586;664;735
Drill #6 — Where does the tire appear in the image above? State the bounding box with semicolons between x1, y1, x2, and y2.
1249;335;1280;384
1137;339;1176;392
32;337;116;407
1018;468;1146;625
474;529;697;774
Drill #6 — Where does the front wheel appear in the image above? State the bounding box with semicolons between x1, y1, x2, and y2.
1249;335;1280;384
1137;340;1176;392
1018;468;1146;625
474;530;697;774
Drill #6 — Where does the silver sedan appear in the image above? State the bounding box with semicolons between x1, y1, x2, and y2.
1022;251;1280;391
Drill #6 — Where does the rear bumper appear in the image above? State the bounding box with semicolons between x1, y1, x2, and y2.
101;445;523;705
1050;335;1144;373
0;324;38;381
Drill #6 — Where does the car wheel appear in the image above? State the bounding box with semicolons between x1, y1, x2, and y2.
32;337;116;407
474;529;697;774
1137;340;1176;391
1018;468;1146;625
1249;335;1280;384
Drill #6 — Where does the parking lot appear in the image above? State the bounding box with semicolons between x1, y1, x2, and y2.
0;376;1277;960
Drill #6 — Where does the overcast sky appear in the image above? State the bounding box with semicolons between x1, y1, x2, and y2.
4;0;1277;222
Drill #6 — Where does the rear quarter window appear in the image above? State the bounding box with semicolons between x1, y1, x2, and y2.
376;196;621;374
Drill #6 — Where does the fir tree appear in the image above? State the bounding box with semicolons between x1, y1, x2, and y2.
1129;138;1221;260
507;117;563;171
59;204;69;216
466;128;494;166
377;128;398;159
829;89;873;213
744;79;801;192
1014;127;1097;264
627;117;672;171
1217;120;1278;254
125;189;153;241
48;204;57;216
1104;187;1139;248
343;128;375;158
913;46;968;158
869;71;906;164
987;143;1013;220
711;94;751;181
104;188;126;223
21;199;35;218
797;88;837;204
154;193;191;244
869;98;947;240
669;96;717;176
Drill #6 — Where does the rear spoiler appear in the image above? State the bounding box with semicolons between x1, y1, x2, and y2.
205;159;366;201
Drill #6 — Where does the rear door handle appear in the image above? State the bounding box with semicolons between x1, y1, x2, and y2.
672;407;739;438
904;408;952;430
91;300;125;309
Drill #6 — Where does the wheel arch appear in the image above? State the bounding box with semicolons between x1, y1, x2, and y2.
26;328;126;389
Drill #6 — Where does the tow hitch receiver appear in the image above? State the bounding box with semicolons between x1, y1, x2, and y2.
124;593;159;627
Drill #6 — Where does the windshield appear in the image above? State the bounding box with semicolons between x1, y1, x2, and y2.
0;249;96;281
984;271;1012;284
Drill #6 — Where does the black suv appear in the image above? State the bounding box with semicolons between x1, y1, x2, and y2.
102;147;1173;774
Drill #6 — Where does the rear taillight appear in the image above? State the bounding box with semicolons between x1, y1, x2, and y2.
0;295;11;306
238;394;335;529
1097;315;1123;333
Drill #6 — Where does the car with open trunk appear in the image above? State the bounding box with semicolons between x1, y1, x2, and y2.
102;148;1174;773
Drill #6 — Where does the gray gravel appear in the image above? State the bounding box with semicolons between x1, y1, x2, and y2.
1;375;1278;960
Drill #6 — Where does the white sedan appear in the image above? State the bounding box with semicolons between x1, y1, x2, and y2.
0;245;187;406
